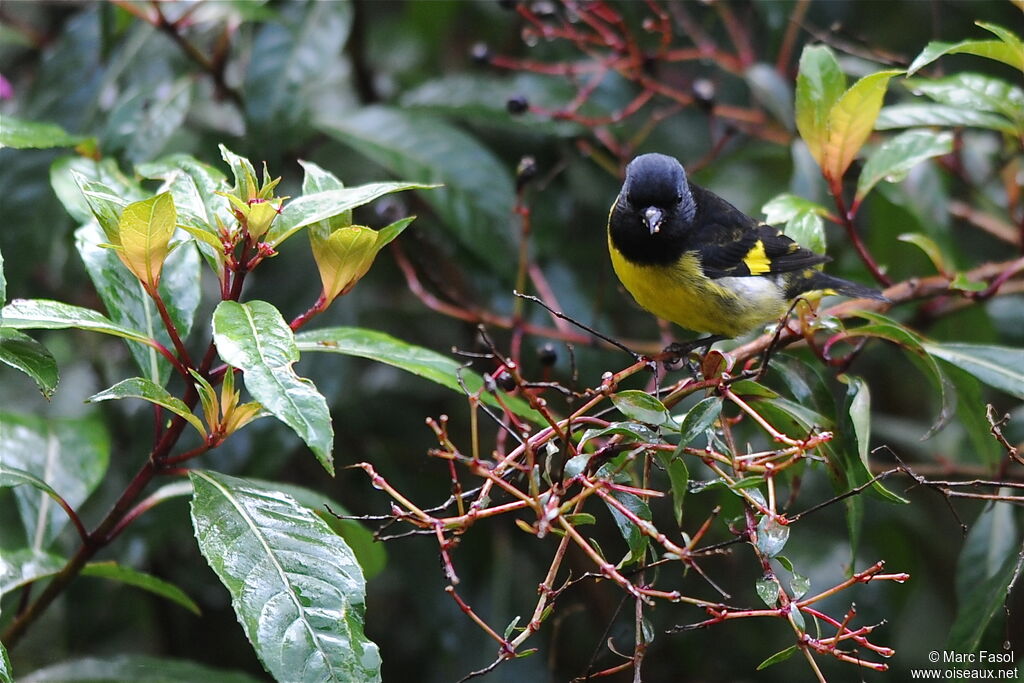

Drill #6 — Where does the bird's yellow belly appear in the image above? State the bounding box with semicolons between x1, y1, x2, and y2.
609;240;787;337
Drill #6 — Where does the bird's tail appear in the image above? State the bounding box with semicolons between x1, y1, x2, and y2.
790;272;889;302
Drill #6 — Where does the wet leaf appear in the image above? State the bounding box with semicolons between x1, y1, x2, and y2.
0;413;109;549
295;326;538;422
20;656;263;683
875;104;1016;134
317;105;515;272
678;397;722;447
923;342;1024;400
78;561;200;615
795;45;846;167
0;548;66;596
756;645;798;670
905;73;1024;125
0;329;58;399
213;301;334;474
611;390;674;427
755;577;780;606
0;115;87;149
87;377;206;438
270;182;432;247
948;501;1022;651
657;448;689;526
897;232;949;275
821;70;901;180
190;471;380;682
245;478;387;580
790;572;810;599
1;298;155;346
755;516;789;558
856;130;954;202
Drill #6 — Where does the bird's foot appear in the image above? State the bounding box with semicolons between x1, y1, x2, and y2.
658;336;726;374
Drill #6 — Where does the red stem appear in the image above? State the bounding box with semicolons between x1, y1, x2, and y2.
830;179;892;287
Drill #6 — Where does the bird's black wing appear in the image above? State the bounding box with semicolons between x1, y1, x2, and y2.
689;184;830;279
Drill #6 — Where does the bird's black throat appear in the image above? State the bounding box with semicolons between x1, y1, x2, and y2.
609;197;692;267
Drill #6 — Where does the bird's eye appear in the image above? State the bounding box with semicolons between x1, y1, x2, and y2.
674;193;683;203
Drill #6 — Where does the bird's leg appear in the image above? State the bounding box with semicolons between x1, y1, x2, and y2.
744;299;806;381
660;335;726;372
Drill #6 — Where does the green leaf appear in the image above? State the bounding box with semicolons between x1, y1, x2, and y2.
856;130;954;202
0;115;88;149
948;502;1023;651
0;246;6;310
944;366;1003;465
956;501;1018;604
75;222;201;384
795;45;846;167
949;272;987;292
0;413;109;549
317;105;516;272
975;22;1024;72
87;377;206;437
103;77;192;164
269;182;433;247
678;397;722;447
577;422;659;451
137;153;233;236
755;516;789;558
604;489;651;566
1;298;155;346
80;561;200;615
0;464;75;531
898;232;949;275
245;478;387;580
656;449;689;526
20;656;264;683
212;301;334;474
0;548;66;596
298;160;351;230
923;342;1024;400
115;192;178;287
908;23;1023;76
0;639;12;683
219;144;260;201
746;63;794;130
875;104;1016;135
244;0;353;141
790;572;810;599
51;156;146;225
756;645;798;670
399;73;584;137
611;390;673;427
189;470;381;683
311;218;415;303
295;326;539;422
837;376;908;505
0;328;59;399
761;193;829;253
755;577;780;606
846;312;956;439
822;70;902;180
905;73;1024;125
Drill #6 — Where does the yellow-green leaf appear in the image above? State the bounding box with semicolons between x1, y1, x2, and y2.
117;192;178;288
795;45;846;167
310;217;413;303
822;70;902;181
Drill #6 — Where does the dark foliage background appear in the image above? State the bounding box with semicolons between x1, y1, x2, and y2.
1;1;1023;682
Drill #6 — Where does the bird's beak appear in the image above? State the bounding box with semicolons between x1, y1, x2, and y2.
643;206;664;235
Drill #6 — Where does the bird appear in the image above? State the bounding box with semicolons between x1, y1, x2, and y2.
607;153;887;356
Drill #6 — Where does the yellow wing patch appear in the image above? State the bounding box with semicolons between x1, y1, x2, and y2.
742;240;772;275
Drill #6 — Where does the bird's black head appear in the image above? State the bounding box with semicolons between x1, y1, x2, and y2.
609;153;697;265
621;153;696;236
